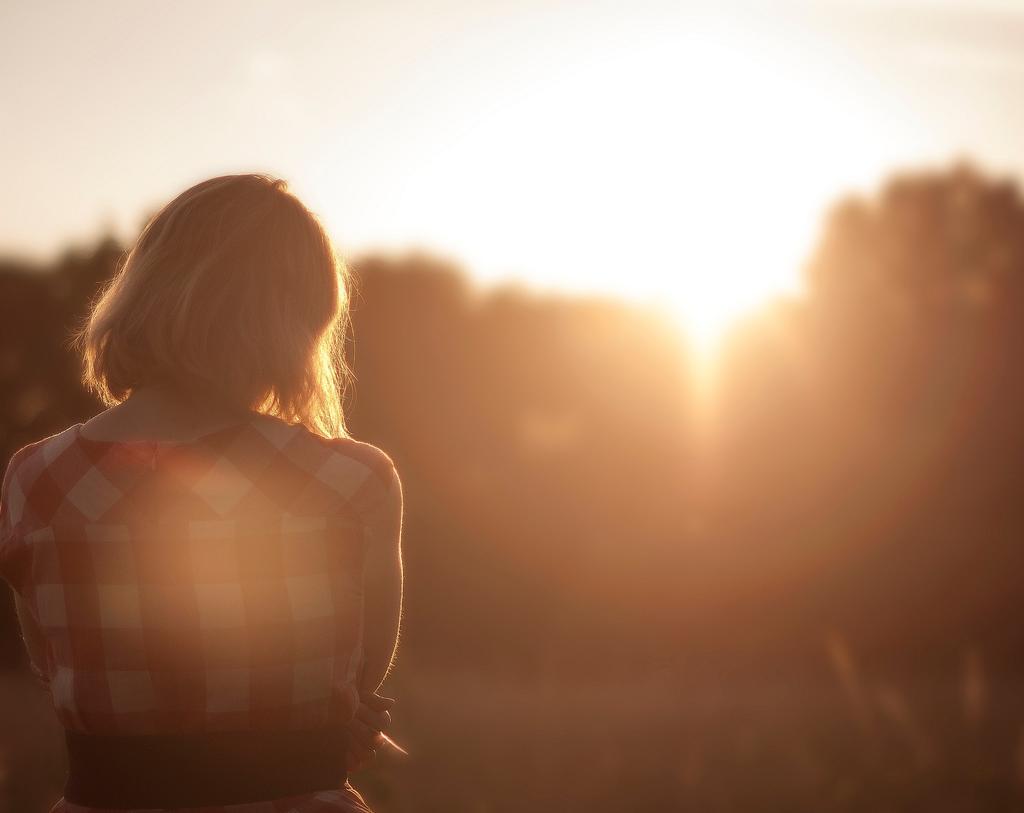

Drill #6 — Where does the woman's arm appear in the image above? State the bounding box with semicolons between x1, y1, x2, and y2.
14;592;50;686
359;464;404;695
3;451;47;685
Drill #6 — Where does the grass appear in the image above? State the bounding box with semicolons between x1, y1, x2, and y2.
3;658;1024;812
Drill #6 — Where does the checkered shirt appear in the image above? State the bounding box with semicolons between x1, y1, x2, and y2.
0;413;398;813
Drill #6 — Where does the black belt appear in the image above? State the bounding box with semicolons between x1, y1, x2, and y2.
64;725;349;808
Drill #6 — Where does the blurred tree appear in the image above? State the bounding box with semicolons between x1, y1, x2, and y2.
3;162;1024;678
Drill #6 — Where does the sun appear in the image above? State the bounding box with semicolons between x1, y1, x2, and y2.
311;16;875;357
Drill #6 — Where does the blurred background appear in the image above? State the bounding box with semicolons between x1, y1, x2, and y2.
4;1;1024;810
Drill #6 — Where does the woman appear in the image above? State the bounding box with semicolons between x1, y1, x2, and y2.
0;174;405;812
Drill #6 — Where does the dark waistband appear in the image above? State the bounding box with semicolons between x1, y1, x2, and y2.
64;725;349;808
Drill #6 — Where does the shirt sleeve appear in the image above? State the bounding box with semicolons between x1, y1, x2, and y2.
320;438;400;527
0;448;28;589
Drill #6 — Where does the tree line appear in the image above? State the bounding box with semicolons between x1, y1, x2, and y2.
2;162;1022;679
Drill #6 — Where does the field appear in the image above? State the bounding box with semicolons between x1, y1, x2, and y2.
5;659;1024;813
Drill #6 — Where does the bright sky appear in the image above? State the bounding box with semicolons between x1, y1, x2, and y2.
3;0;1024;347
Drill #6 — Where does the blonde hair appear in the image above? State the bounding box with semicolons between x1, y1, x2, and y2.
72;173;352;439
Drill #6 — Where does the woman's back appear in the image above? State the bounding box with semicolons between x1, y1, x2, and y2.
0;410;396;811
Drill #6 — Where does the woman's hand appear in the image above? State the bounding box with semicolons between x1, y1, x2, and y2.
345;691;397;773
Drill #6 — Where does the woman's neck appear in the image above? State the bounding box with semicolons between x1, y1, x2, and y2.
81;383;253;443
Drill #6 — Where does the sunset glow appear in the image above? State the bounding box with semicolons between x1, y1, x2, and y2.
4;1;1024;355
296;11;945;352
5;3;1024;809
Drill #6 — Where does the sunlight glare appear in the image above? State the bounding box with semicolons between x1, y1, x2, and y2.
314;16;889;355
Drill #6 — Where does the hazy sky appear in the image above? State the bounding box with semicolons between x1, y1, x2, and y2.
4;0;1024;337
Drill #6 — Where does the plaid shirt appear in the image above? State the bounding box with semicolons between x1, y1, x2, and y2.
0;413;397;813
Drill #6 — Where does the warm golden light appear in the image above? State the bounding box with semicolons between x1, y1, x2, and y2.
3;3;997;356
5;4;1024;810
310;17;901;356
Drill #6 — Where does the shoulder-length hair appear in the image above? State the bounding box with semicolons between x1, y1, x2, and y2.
72;173;353;439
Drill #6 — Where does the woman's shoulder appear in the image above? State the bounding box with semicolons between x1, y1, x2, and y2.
1;424;80;541
320;435;397;485
2;423;79;489
252;415;399;514
313;435;400;512
306;434;400;523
